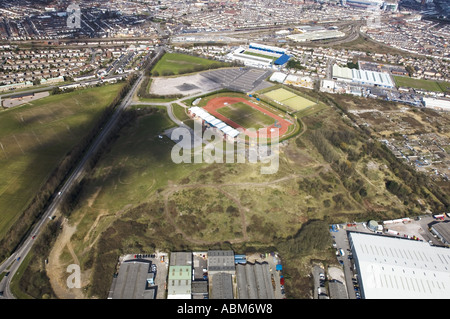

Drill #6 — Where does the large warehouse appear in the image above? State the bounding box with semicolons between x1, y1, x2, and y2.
349;232;450;299
332;64;395;88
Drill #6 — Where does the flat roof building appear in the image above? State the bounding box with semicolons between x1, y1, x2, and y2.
332;64;395;88
167;265;192;299
109;259;156;299
211;272;234;299
207;250;236;275
167;252;193;299
236;262;275;299
349;232;450;299
430;221;450;245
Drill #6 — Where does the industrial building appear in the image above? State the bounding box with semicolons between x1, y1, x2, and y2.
332;64;395;88
422;97;450;111
345;0;384;9
109;258;157;299
208;250;236;299
430;221;450;245
207;250;236;275
210;272;234;299
167;252;192;299
110;250;284;299
167;265;192;299
236;262;275;299
349;232;450;299
287;29;345;42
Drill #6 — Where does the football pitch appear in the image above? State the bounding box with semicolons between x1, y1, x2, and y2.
216;102;275;130
264;88;316;111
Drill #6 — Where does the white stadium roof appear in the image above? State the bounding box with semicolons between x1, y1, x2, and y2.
188;107;240;138
349;232;450;299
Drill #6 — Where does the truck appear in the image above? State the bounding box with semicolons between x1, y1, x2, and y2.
433;214;445;220
339;249;345;257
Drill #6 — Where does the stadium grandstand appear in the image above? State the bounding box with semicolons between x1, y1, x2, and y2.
227;43;290;69
249;43;287;55
188;106;241;141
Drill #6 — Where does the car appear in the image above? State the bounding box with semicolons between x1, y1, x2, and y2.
5;272;10;277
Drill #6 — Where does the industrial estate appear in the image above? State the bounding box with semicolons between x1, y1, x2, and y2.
0;0;449;305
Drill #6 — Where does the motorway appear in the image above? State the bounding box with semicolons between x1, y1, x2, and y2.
0;48;164;299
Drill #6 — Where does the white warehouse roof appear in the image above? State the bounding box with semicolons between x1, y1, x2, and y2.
332;64;395;88
349;232;450;299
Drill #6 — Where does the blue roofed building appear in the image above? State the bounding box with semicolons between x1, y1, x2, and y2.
274;54;290;66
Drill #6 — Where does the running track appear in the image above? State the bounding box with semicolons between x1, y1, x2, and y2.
203;97;293;139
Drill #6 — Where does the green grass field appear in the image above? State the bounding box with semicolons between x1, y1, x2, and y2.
243;51;276;61
393;76;450;93
151;53;225;76
0;84;124;239
264;88;316;111
216;101;275;130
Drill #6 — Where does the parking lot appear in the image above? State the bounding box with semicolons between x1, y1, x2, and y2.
149;67;273;97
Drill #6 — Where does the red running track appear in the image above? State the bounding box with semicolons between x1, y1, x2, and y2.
203;97;293;139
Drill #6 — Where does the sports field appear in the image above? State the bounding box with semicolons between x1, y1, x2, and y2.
151;52;227;76
203;96;293;139
393;76;450;93
216;102;275;130
264;88;316;111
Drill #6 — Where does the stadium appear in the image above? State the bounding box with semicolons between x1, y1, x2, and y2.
226;43;291;69
187;94;295;141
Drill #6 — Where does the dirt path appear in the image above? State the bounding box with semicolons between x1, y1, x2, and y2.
46;222;85;299
161;171;325;245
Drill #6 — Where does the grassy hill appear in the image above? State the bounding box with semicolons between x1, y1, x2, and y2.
17;85;449;299
0;84;124;242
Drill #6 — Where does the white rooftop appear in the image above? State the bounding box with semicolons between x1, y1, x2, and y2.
188;107;240;138
349;232;450;299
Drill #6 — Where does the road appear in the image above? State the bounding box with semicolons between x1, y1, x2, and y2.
0;48;165;299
